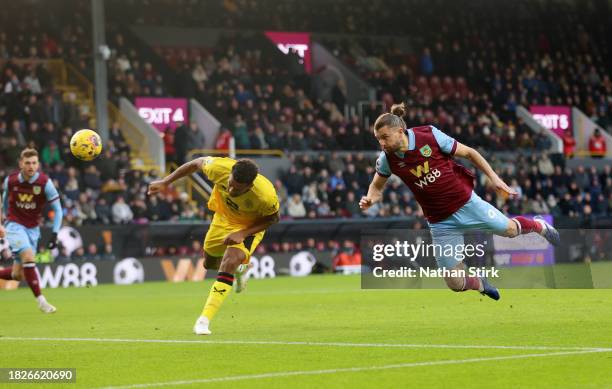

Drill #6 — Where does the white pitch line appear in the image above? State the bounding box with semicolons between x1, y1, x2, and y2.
1;336;611;352
97;349;612;389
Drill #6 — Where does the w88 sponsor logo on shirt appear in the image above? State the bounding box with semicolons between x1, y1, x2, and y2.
409;161;442;189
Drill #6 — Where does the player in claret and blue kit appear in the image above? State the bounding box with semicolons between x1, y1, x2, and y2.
0;148;63;313
360;103;560;300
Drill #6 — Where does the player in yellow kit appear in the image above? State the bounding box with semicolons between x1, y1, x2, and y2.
148;157;280;335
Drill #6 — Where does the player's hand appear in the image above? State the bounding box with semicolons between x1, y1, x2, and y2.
223;231;246;246
147;180;168;195
359;196;374;210
0;225;5;239
491;176;518;199
47;232;58;250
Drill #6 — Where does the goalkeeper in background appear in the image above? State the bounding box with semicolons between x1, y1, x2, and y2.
148;157;279;335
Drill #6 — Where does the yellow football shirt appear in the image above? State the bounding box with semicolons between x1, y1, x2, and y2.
202;157;279;227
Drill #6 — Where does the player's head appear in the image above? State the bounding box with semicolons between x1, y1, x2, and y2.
19;148;40;179
373;103;408;153
228;159;259;197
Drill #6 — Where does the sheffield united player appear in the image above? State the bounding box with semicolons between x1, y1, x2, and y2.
360;103;560;300
0;148;63;313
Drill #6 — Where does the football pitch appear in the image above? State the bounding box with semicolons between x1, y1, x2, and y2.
2;275;612;388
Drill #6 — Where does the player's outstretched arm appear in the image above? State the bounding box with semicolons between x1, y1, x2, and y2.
454;143;518;198
148;157;207;195
359;173;388;210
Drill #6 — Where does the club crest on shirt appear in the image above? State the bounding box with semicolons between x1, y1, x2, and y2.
32;185;41;195
419;145;432;158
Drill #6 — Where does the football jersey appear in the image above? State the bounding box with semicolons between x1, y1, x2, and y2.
4;171;59;228
376;126;474;223
202;157;279;227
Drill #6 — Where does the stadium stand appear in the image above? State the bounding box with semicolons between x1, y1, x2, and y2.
0;0;610;261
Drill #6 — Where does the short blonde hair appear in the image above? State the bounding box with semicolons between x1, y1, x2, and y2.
20;148;39;160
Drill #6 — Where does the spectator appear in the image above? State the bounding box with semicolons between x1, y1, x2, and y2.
101;244;117;261
71;247;87;261
332;240;361;272
79;194;97;224
173;120;189;164
537;153;554;176
23;66;42;94
287;194;307;218
562;129;576;158
41;141;62;167
112;196;133;224
344;191;361;217
186;121;206;154
85;243;101;261
329;170;346;190
588;129;607;158
109;122;130;154
420;48;433;76
2;136;21;167
215;128;232;150
163;128;176;164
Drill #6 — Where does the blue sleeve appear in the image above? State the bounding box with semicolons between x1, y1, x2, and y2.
50;200;63;234
45;180;62;233
432;126;457;155
44;179;59;202
375;152;391;177
2;177;7;218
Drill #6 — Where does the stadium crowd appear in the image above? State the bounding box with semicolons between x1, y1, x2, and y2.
1;0;611;263
7;1;609;156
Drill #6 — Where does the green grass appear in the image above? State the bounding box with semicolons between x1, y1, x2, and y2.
1;275;612;388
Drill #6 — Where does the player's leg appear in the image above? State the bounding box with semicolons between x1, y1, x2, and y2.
203;251;222;270
0;222;55;309
20;226;56;313
0;261;17;280
202;219;227;270
232;232;263;294
19;247;56;313
0;260;22;281
0;222;27;281
460;192;559;245
503;216;560;245
429;227;489;294
194;247;246;335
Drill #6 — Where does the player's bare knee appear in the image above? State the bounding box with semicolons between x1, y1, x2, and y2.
12;270;24;281
445;276;464;292
504;220;519;238
203;253;222;270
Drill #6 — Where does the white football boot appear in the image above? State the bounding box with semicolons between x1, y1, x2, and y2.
193;315;212;335
37;295;57;314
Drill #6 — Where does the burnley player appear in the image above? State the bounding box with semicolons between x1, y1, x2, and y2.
359;103;560;300
0;148;63;313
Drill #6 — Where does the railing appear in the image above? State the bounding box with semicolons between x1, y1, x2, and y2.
107;102;147;156
0;59;67;85
65;62;94;107
187;149;285;159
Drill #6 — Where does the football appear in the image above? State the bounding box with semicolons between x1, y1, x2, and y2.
70;129;103;161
